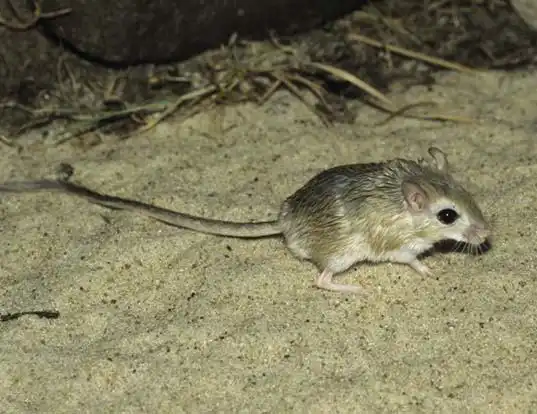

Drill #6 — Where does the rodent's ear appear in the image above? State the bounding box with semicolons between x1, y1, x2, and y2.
428;147;449;172
402;181;429;212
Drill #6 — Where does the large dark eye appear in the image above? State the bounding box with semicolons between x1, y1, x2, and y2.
437;208;459;224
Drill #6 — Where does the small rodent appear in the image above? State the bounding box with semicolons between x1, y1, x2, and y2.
0;147;490;294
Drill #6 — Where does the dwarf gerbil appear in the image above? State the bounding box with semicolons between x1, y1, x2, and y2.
0;147;490;294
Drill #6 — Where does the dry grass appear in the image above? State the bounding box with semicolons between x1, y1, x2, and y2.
1;0;535;144
1;33;478;144
0;0;70;30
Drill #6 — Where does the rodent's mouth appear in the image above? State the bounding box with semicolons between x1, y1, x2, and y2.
434;238;490;255
463;231;491;255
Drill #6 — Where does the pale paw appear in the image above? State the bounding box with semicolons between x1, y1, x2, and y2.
409;259;433;277
315;269;367;294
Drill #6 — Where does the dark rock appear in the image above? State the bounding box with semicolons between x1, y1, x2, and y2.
39;0;367;65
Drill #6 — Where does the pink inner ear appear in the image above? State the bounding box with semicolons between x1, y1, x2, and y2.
403;182;429;212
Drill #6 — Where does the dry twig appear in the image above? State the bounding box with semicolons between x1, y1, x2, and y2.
0;0;71;30
1;27;479;144
347;33;483;73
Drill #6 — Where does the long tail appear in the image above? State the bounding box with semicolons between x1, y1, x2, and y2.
0;180;281;238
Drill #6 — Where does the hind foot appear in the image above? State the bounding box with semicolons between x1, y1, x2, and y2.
315;269;365;294
409;259;433;277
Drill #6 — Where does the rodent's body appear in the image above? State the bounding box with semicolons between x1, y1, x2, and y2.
280;161;435;275
0;148;491;293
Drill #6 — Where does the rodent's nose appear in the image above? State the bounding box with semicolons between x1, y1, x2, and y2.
479;224;492;240
475;225;491;243
467;223;490;245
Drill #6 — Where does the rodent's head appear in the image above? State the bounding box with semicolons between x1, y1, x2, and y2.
403;147;490;247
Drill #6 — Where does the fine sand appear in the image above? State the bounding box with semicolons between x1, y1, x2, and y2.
0;69;536;413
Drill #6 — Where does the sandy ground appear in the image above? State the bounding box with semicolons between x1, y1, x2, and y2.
0;68;536;413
